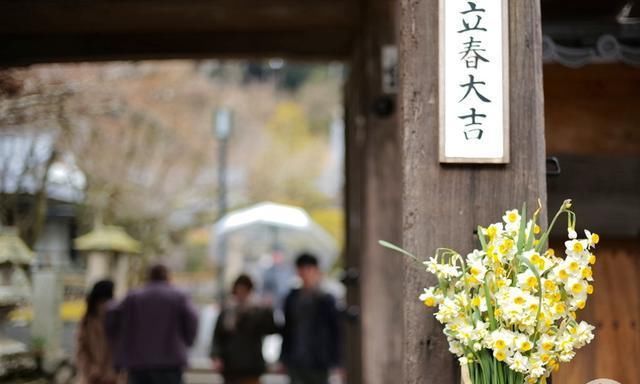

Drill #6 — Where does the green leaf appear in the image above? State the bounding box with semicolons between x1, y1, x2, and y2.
378;240;418;261
525;204;541;250
483;277;497;330
477;225;487;251
516;202;527;252
517;255;544;338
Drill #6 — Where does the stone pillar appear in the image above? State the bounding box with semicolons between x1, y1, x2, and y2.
113;254;129;298
31;269;63;371
398;0;547;382
85;251;110;288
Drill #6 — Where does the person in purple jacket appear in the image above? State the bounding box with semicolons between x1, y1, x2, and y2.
105;264;199;384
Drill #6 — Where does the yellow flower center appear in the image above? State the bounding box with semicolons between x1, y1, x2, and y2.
508;212;518;223
494;350;507;361
571;283;584;294
465;275;479;285
573;242;584;253
544;280;556;291
520;341;532;352
588;254;596;265
533;224;541;234
559;269;569;280
587;284;594;294
541;342;554;351
569;261;579;272
591;233;600;244
582;267;593;279
514;296;526;305
423;297;436;307
555;303;566;313
494;339;506;349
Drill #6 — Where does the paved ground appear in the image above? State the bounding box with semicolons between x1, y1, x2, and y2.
185;372;288;384
3;373;288;384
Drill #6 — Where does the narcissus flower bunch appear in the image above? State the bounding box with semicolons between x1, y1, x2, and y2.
381;200;598;384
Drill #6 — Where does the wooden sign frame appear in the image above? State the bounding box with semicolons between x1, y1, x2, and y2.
439;0;510;164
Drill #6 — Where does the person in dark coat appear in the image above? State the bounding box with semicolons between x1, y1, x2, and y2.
105;264;198;384
211;274;276;384
280;253;342;384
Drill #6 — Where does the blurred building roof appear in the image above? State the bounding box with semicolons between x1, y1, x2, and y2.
74;225;141;254
0;132;85;204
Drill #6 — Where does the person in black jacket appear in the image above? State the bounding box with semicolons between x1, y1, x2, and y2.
211;274;276;384
280;253;342;384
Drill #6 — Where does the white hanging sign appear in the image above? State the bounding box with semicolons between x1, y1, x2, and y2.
439;0;510;163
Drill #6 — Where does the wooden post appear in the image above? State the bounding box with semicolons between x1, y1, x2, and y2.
345;0;402;383
398;0;547;382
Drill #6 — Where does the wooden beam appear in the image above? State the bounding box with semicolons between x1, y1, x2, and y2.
541;0;628;22
0;31;353;65
344;65;365;384
345;0;402;382
356;1;404;383
0;0;357;65
0;0;357;34
398;1;547;383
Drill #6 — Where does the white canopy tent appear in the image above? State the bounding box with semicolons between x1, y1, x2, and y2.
211;202;339;272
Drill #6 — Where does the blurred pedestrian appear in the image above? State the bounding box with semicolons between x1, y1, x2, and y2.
262;250;295;311
280;253;342;384
76;279;124;384
211;274;276;384
106;264;198;384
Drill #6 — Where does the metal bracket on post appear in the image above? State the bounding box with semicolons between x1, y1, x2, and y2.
546;156;561;176
344;305;361;322
340;267;360;286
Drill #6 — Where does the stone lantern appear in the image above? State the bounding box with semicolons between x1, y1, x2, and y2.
0;227;34;374
74;225;141;298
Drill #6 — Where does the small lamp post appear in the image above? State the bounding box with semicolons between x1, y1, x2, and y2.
0;227;34;373
74;224;141;298
214;108;232;302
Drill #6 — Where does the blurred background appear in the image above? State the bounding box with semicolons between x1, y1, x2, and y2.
0;59;346;383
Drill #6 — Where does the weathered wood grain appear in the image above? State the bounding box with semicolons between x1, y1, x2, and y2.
345;0;403;382
398;0;547;382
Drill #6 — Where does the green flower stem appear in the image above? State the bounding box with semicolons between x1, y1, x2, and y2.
536;201;572;253
467;355;528;384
